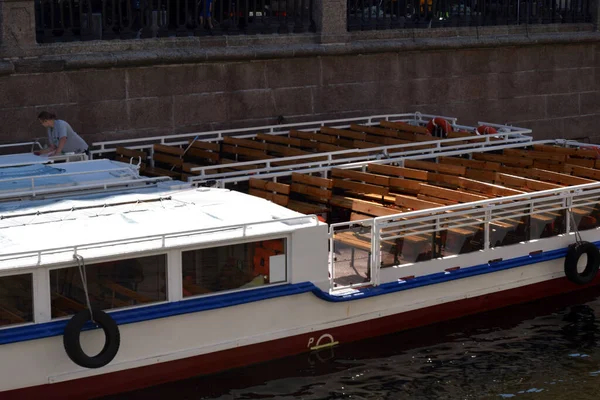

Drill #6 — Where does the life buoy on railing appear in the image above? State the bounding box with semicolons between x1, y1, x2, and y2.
564;241;600;285
426;117;452;138
63;309;121;369
476;125;498;135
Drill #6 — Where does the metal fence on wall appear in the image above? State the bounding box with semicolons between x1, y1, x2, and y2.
35;0;315;42
347;0;592;30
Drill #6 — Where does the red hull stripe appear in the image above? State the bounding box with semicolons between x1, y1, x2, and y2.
0;244;583;346
4;274;600;400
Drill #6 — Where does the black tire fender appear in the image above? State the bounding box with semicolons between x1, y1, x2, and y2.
564;241;600;285
63;309;120;369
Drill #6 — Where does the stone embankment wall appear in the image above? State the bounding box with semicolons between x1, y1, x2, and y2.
0;0;599;144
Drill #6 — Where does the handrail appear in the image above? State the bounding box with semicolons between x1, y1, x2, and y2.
0;165;138;186
202;136;539;187
187;134;533;184
0;176;172;201
90;112;528;156
0;141;43;151
0;215;318;263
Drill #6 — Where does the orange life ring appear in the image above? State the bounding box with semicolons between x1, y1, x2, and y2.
426;117;452;138
476;125;498;135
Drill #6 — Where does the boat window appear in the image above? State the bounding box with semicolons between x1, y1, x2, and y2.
181;239;287;298
0;273;33;327
50;254;167;318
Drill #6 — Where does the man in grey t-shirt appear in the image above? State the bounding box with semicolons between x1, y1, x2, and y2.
36;111;89;156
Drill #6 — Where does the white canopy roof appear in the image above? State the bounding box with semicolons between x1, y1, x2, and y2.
0;184;315;272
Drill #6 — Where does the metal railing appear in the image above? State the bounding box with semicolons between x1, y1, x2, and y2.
197;134;533;187
91;113;460;156
35;0;315;42
347;0;593;31
90;112;533;186
329;179;600;291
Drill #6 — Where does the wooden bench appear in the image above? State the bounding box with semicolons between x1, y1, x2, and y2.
288;173;332;216
248;178;290;207
115;147;148;171
144;144;185;179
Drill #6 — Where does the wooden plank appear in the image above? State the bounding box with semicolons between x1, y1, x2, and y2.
287;200;328;215
417;194;458;205
379;120;430;135
256;133;305;148
331;168;390;187
289;130;338;144
249;179;291;195
395;194;443;210
0;306;25;323
503;148;567;162
532;160;566;172
565;164;600;180
181;162;203;173
439;156;501;171
291;183;332;200
266;143;311;157
367;163;429;181
185;147;220;162
330;195;399;216
154;143;184;156
248;188;289;206
221;144;270;160
465;169;497;183
350;211;373;221
292;173;333;188
189;140;220;152
143;166;181;178
105;282;153;303
320;126;367;141
116;147;147;160
271;155;328;167
454;175;524;196
350;124;406;139
346;191;397;205
473;152;534;168
352;140;384;149
153;152;183;167
532;144;599;159
567;157;595;168
528;168;595;185
404;160;466;176
388;177;423;193
333;179;389;196
419;184;489;202
496;173;563;191
222;136;268;151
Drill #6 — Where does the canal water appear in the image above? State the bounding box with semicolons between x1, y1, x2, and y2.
104;287;600;400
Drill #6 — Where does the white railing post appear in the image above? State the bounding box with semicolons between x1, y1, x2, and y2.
484;204;491;251
329;226;335;292
371;220;380;286
565;192;574;234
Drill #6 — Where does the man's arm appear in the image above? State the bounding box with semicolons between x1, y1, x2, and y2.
51;136;68;155
35;144;56;156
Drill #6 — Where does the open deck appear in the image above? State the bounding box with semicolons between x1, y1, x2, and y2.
86;113;600;291
89;113;532;184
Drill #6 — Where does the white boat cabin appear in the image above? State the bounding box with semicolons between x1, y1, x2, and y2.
0;164;327;329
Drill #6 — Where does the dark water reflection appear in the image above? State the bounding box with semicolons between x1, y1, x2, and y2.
105;287;600;400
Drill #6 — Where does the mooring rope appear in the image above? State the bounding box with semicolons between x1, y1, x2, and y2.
74;254;95;323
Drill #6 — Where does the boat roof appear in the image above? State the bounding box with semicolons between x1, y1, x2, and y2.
0;158;177;202
0;186;315;272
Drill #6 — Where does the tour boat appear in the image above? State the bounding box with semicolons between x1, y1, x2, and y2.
1;114;599;399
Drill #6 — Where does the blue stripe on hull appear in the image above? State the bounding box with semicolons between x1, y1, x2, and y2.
0;244;578;345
